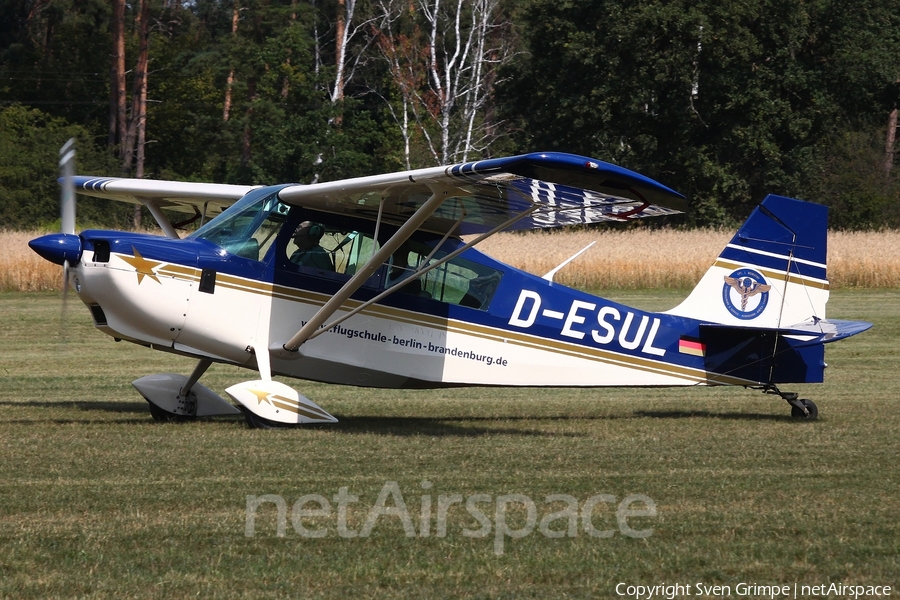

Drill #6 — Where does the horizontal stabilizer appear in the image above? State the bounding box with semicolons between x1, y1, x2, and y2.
782;318;873;344
702;318;873;344
696;317;871;384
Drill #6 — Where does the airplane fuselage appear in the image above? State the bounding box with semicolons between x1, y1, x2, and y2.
67;221;823;391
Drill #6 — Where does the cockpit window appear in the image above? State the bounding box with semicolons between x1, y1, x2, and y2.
203;197;502;309
285;224;380;276
190;190;289;261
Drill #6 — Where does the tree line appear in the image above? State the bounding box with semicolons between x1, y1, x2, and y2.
1;0;898;230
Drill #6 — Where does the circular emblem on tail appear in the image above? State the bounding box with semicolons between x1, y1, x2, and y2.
722;268;771;320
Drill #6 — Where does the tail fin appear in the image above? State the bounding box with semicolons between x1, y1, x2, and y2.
666;194;829;328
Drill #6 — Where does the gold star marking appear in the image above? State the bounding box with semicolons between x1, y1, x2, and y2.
247;388;274;407
119;246;162;284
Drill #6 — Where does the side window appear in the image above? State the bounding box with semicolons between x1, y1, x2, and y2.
285;223;380;276
387;240;502;310
336;231;379;275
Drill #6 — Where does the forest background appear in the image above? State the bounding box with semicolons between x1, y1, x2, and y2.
1;0;899;231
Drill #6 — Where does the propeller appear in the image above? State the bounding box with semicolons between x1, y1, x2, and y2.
58;139;78;341
29;140;82;268
26;139;82;344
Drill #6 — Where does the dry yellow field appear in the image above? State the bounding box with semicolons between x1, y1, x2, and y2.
2;230;64;292
4;228;900;292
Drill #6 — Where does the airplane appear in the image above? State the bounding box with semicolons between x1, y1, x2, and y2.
29;143;871;427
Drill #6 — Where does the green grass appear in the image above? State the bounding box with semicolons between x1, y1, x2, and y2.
1;290;898;599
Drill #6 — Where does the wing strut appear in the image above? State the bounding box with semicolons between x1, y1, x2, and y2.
282;184;463;352
137;197;180;239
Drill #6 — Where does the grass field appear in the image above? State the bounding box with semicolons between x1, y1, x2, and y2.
0;290;897;599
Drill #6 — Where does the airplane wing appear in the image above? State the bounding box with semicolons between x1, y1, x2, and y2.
70;153;685;350
277;152;686;236
70;153;684;236
71;176;262;219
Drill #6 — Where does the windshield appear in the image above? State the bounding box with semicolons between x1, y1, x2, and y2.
189;187;291;261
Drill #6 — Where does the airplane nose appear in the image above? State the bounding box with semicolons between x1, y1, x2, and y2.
28;233;83;266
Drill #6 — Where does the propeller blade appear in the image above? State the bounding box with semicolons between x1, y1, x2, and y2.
62;260;70;301
58;139;76;322
59;138;76;235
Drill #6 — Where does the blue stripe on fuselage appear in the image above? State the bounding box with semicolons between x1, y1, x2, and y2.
473;266;707;370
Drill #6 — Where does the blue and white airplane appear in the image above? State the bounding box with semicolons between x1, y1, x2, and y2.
30;146;871;427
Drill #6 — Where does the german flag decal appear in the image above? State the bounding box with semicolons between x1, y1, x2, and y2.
679;338;706;357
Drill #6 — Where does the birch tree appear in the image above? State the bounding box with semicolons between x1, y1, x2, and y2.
329;0;378;110
374;0;512;167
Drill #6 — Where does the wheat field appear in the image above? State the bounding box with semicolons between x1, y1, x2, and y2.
5;228;900;292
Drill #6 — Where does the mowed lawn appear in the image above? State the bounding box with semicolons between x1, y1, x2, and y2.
0;290;897;599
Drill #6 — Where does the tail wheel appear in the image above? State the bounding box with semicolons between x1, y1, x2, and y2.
791;399;818;420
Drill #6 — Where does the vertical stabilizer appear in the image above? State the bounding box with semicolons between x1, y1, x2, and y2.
666;195;829;327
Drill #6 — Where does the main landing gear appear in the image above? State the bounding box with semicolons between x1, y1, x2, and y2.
763;385;818;420
147;396;195;422
132;360;243;423
134;364;338;428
